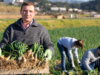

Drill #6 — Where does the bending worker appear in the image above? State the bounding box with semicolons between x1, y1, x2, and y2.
57;37;83;72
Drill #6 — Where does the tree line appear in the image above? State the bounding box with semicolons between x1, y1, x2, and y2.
0;0;100;12
81;0;100;12
27;0;100;12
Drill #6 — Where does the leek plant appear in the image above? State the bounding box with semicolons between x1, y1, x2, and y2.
0;48;4;60
31;43;45;62
31;42;39;61
14;41;28;62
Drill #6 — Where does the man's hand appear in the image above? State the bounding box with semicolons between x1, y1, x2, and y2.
44;49;52;60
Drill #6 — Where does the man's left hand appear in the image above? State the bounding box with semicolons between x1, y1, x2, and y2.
44;49;52;60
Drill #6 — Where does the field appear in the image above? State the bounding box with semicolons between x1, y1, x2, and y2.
0;19;100;31
48;26;100;75
0;19;100;75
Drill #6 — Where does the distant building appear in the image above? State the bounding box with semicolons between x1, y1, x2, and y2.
84;11;97;15
45;3;51;6
91;11;97;15
59;7;66;11
69;8;82;12
84;11;90;15
51;7;66;11
35;7;40;11
33;2;38;5
56;15;63;19
73;8;78;11
51;7;59;11
78;9;82;13
69;8;73;12
93;14;100;18
69;14;74;18
17;0;23;2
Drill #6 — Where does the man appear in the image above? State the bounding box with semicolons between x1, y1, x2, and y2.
80;46;100;72
0;1;54;60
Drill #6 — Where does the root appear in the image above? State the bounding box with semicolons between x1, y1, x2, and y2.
0;56;48;70
36;61;42;67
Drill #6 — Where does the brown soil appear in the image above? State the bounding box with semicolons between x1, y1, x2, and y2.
0;14;53;19
0;51;48;70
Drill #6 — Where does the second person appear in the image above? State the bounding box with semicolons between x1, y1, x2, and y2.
57;37;83;72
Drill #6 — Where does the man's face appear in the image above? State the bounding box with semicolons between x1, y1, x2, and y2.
20;5;36;22
98;49;100;56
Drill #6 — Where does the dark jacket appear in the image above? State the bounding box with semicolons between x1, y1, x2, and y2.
0;18;54;55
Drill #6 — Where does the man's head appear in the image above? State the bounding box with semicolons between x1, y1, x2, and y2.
20;1;36;23
74;39;83;50
97;46;100;56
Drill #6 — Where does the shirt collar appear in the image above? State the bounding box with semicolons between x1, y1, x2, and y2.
21;19;33;30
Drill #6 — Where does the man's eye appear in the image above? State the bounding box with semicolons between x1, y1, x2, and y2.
30;11;33;13
24;10;27;12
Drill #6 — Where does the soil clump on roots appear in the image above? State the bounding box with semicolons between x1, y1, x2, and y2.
0;51;48;70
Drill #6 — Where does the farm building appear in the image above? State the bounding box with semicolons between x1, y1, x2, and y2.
93;14;100;18
69;8;82;12
35;7;40;11
84;11;97;16
78;9;82;13
59;7;66;11
56;15;63;19
33;2;39;5
45;3;51;6
73;8;78;11
69;8;73;12
51;7;59;11
55;15;66;19
51;7;66;11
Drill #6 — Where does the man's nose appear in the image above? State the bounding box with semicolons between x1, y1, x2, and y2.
26;11;30;15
